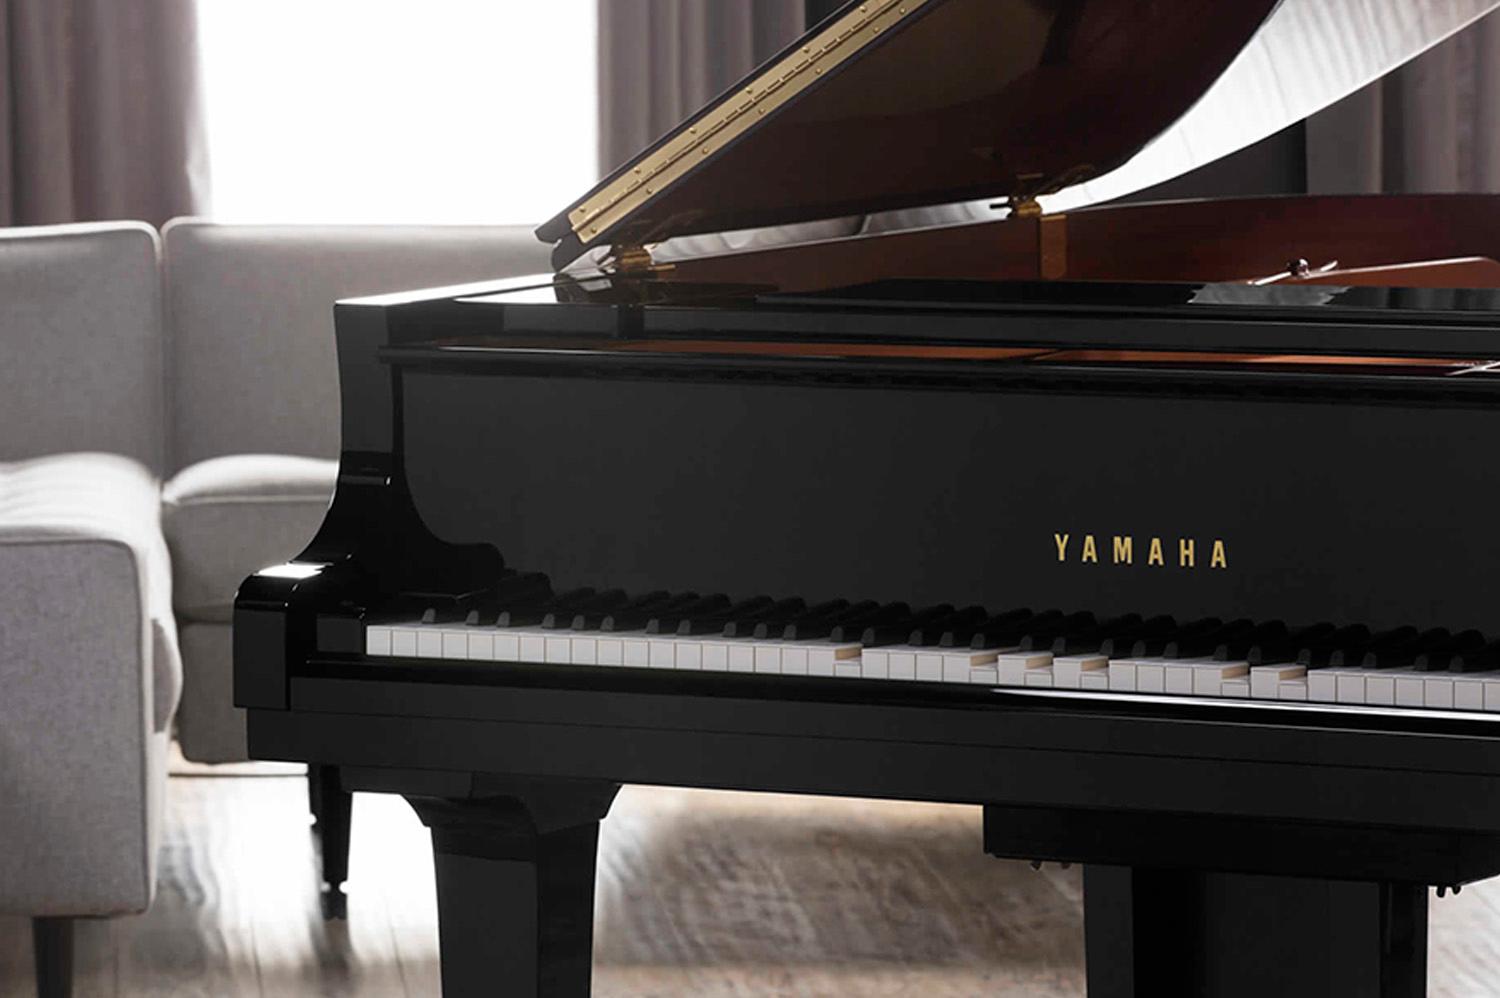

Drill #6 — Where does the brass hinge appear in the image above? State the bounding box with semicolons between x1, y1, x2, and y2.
604;243;675;276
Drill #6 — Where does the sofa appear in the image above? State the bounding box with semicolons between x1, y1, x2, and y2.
0;219;550;996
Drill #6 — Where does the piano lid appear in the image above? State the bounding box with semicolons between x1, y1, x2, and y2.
539;0;1500;272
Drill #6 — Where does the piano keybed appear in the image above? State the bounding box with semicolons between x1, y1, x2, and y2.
359;588;1500;716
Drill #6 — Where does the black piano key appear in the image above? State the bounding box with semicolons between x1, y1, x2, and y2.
498;588;595;629
783;600;879;641
757;599;848;639
1052;614;1144;656
722;598;807;637
1450;639;1500;674
601;591;696;633
1295;624;1371;669
1018;611;1095;652
971;609;1051;650
910;606;987;647
829;602;910;644
676;595;775;636
1212;621;1286;662
543;589;627;629
942;608;1028;648
1096;616;1174;658
862;604;955;647
464;573;553;625
1165;618;1253;660
1349;626;1434;670
1418;630;1486;672
1247;622;1333;666
1132;617;1221;659
646;594;731;634
571;590;671;631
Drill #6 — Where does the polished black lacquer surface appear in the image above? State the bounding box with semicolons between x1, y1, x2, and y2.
236;275;1500;998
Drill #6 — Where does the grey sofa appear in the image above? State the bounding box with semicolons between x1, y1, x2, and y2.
0;219;550;996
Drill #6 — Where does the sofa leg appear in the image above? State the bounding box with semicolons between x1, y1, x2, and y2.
32;917;73;998
310;764;352;919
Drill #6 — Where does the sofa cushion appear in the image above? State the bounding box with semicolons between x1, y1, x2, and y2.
0;223;163;469
162;454;337;621
163;220;552;471
0;452;179;733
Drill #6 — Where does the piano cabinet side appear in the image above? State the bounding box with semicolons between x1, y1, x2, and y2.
233;299;503;711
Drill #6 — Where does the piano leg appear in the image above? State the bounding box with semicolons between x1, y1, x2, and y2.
309;764;352;919
407;781;620;998
1082;865;1427;998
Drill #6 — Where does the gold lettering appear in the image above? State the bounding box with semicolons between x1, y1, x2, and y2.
1082;535;1098;563
1148;537;1164;566
1113;535;1133;565
1179;538;1196;568
1211;540;1228;570
1054;533;1070;562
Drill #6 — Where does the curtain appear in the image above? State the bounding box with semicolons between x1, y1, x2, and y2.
1308;12;1500;194
597;0;803;176
0;0;206;227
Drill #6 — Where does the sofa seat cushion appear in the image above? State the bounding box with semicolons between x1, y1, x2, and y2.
162;454;336;621
0;452;179;732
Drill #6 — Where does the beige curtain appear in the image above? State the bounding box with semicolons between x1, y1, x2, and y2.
597;0;804;176
1309;12;1500;194
0;0;206;227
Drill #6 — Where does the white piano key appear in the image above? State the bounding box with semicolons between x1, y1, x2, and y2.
1334;670;1369;705
544;635;572;664
622;636;651;667
1365;673;1397;706
1277;678;1308;701
945;649;997;684
1081;672;1111;691
1220;677;1251;697
781;644;810;676
517;632;548;663
1249;663;1304;699
1424;674;1456;710
1306;668;1352;703
417;627;446;659
1107;659;1140;692
649;637;680;669
702;640;730;672
467;631;496;662
1053;654;1108;689
727;641;757;674
809;643;861;677
896;648;925;681
1134;660;1166;694
1191;659;1249;697
441;629;470;660
571;636;598;666
1163;658;1217;696
996;650;1052;686
1484;678;1500;711
754;643;782;675
834;660;863;679
597;637;624;666
1395;673;1426;708
388;627;418;658
494;632;520;662
365;626;392;657
861;649;891;680
676;640;703;671
1454;677;1485;711
969;660;999;686
1023;668;1055;688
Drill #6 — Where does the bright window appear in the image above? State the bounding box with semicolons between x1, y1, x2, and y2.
197;2;597;224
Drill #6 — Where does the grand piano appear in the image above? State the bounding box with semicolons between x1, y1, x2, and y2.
236;2;1500;995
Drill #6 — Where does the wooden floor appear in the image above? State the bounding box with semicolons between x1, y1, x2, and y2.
2;764;1500;996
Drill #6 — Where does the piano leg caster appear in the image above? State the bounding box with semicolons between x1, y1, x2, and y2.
1083;865;1428;998
309;764;352;918
407;780;620;998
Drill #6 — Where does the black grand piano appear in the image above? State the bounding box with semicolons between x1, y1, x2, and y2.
236;2;1500;995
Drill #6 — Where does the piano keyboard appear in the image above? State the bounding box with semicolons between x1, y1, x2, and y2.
360;591;1500;716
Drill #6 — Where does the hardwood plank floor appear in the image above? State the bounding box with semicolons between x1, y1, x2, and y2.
0;763;1497;996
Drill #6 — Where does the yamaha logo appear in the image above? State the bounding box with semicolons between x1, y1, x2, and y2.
1054;533;1228;570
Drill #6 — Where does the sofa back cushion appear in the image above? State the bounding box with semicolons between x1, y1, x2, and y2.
0;223;163;468
162;221;551;472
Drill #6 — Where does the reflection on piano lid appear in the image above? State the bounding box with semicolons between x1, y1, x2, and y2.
536;0;1500;291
